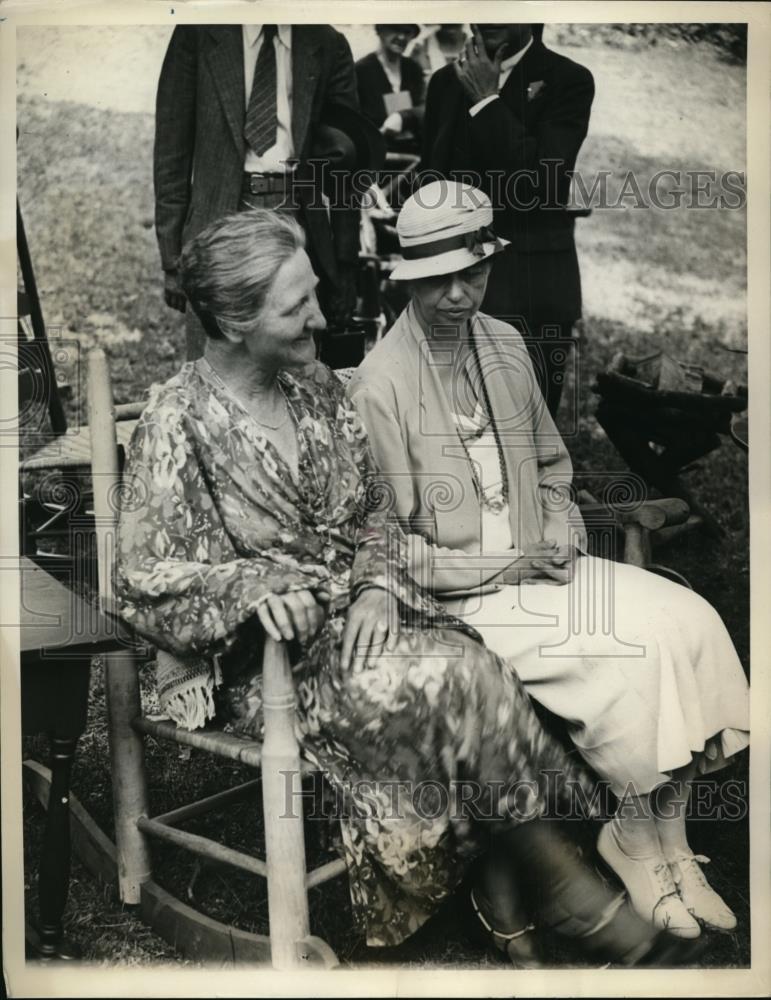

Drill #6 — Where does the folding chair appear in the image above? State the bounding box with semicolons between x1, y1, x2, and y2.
87;348;343;969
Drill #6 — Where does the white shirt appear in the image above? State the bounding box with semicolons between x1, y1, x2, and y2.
242;24;294;173
468;36;533;118
453;414;514;551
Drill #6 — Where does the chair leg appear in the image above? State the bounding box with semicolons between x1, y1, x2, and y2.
260;639;311;970
104;648;152;903
36;734;81;958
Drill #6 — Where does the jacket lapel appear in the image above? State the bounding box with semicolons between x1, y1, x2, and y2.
204;26;246;155
291;28;322;156
500;40;548;118
402;306;484;543
474;316;547;549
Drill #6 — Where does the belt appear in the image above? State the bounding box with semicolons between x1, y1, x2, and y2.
243;172;292;195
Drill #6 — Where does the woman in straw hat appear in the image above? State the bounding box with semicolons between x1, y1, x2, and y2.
348;181;749;949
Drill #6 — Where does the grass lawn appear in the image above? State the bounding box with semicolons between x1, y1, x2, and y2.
18;27;749;970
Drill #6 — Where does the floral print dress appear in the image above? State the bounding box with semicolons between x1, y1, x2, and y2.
116;359;594;948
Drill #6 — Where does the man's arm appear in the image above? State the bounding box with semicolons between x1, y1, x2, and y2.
324;30;360;266
154;26;198;277
419;66;450;173
317;29;360;324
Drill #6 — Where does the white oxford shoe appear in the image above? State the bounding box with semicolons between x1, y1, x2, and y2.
668;853;738;932
597;824;702;939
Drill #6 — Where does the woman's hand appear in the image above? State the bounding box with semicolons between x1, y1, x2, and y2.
255;588;328;645
499;541;580;586
522;544;579;586
380;111;404;135
340;587;399;673
163;268;187;313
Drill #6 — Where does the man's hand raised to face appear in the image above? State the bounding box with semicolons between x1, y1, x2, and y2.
454;25;507;105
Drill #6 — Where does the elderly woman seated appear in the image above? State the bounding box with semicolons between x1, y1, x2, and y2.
115;208;703;968
348;182;749;947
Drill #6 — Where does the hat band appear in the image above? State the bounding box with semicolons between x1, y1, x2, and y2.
401;225;504;261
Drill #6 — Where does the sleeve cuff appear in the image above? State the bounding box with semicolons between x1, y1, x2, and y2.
469;94;499;117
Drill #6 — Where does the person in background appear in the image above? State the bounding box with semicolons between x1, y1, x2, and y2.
420;23;594;416
355;24;425;154
154;23;361;360
409;24;468;75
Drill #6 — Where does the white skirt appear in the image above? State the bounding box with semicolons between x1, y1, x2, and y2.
443;555;749;796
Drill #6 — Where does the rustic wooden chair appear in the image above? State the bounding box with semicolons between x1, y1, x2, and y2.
16;203;146;959
16;195;129;575
87;348;344;969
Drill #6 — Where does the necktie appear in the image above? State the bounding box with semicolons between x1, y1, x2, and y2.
244;24;278;157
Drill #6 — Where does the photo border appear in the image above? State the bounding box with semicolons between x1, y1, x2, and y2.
2;2;769;996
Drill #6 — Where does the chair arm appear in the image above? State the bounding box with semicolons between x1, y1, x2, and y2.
616;498;690;531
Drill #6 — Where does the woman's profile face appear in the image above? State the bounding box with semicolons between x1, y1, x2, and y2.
410;259;492;331
244;248;326;371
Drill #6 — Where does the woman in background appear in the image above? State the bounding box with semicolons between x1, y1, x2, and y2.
356;25;425;152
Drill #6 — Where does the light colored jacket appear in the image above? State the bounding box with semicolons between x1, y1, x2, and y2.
347;304;586;595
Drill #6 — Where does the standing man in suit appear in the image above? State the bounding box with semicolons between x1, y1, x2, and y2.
154;24;361;359
421;24;594;415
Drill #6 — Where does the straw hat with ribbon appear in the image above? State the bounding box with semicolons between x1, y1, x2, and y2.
390;180;510;281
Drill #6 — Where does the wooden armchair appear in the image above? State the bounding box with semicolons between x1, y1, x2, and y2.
87;348;343;969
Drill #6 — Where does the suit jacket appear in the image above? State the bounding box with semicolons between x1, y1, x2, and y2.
421;39;594;256
347;304;585;595
154;25;360;281
355;51;425;132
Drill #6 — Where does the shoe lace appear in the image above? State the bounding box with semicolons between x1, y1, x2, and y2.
671;853;711;889
651;859;678;900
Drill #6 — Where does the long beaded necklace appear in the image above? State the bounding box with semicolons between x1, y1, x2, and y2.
455;320;510;514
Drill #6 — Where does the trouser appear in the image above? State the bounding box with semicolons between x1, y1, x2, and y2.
482;244;582;418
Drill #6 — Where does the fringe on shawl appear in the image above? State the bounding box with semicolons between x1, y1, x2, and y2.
155;649;223;731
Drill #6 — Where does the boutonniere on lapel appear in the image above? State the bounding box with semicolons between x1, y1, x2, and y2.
527;80;546;101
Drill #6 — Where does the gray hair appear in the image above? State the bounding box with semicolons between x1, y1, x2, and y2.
178;209;306;340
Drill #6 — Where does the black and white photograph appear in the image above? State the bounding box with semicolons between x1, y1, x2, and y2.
2;2;769;996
